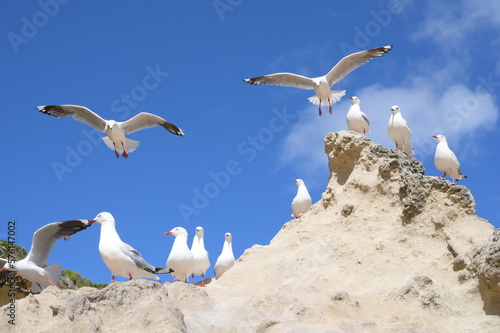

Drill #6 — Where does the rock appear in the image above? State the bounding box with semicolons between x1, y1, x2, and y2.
468;229;500;315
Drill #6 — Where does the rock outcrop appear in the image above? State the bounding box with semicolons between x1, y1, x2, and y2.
2;131;499;332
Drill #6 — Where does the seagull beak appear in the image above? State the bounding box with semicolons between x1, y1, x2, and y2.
432;135;438;139
349;96;353;99
164;232;173;235
0;267;6;272
88;220;96;225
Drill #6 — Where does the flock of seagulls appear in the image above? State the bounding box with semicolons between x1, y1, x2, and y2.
244;44;465;182
0;213;235;292
1;44;469;293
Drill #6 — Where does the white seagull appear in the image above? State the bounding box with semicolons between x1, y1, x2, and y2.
243;45;393;116
346;96;370;134
388;105;414;156
432;135;467;182
165;227;194;283
37;105;185;158
0;219;92;292
190;226;210;287
90;212;173;283
291;179;312;219
214;233;235;279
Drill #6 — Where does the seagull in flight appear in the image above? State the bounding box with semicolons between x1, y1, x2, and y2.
243;45;393;116
37;105;185;158
0;219;92;292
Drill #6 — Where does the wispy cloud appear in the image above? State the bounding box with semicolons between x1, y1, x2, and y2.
412;0;500;47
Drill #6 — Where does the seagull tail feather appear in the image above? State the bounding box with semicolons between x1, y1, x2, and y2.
102;137;140;154
308;90;346;106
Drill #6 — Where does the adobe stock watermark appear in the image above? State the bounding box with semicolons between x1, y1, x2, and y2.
7;0;71;54
213;0;244;22
178;106;296;224
413;73;500;157
339;0;411;55
51;64;169;182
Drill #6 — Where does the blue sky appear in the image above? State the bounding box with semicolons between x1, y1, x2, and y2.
1;0;499;284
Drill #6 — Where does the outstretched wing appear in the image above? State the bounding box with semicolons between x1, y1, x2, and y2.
121;112;185;136
37;105;107;132
326;45;393;86
243;73;315;90
25;220;92;267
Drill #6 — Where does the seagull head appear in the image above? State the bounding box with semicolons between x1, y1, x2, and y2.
349;96;360;105
224;233;232;242
164;226;188;237
432;135;446;143
294;179;304;187
0;262;12;272
195;226;205;237
104;120;117;131
390;105;400;114
89;212;114;225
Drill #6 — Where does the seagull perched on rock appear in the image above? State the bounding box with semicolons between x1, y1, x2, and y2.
190;226;210;287
243;45;393;116
37;105;185;158
291;179;312;219
214;233;235;279
165;227;194;283
0;219;92;292
432;135;467;182
346;96;370;134
90;212;173;283
388;105;414;156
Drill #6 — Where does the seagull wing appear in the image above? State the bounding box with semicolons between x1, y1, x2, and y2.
121;112;185;136
37;105;107;132
25;220;92;267
361;112;370;126
325;45;393;86
119;243;157;272
243;73;315;90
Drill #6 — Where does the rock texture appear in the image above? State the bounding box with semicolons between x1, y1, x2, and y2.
2;131;499;332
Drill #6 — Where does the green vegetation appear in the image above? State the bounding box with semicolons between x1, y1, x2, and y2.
62;270;108;289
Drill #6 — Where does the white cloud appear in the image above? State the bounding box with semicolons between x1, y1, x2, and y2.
412;0;500;46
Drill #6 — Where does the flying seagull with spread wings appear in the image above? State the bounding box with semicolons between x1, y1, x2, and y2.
37;105;185;158
0;219;92;292
244;45;393;116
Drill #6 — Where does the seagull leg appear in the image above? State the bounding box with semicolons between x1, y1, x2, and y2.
200;274;206;287
191;273;195;284
111;275;115;283
44;275;57;286
113;143;119;159
318;106;322;116
328;99;332;115
122;143;129;158
129;274;133;280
